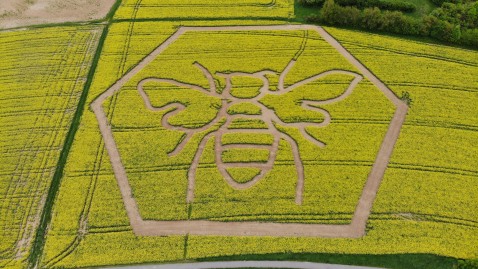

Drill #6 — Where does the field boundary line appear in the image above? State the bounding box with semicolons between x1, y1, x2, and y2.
27;25;110;269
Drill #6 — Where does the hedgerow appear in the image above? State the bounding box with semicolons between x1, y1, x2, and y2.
304;0;478;47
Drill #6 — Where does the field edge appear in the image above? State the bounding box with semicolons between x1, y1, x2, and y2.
198;253;458;269
26;24;109;269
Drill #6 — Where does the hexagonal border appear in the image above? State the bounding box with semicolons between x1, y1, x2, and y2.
91;25;408;237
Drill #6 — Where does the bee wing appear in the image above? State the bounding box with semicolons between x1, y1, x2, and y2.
136;63;222;157
274;68;363;147
278;59;362;97
137;61;219;122
137;78;202;129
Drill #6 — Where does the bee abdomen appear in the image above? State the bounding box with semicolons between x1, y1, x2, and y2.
215;129;280;189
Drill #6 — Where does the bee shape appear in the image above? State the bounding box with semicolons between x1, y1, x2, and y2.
137;60;362;205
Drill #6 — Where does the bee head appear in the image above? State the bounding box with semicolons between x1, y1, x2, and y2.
259;71;280;93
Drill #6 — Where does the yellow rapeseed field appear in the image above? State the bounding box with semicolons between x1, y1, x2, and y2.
114;0;294;20
39;20;478;268
0;25;102;269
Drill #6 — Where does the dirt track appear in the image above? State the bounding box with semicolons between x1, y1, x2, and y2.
91;25;408;237
0;0;115;29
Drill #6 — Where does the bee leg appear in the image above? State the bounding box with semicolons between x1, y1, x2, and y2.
278;59;296;92
168;132;193;157
279;132;305;205
300;127;326;148
186;133;214;203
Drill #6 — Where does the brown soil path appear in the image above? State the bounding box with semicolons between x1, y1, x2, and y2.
0;0;116;29
91;25;408;237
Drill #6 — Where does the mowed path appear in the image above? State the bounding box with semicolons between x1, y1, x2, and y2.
91;25;408;237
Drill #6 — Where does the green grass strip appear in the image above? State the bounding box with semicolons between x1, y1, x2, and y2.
27;24;110;269
200;253;458;269
106;0;124;21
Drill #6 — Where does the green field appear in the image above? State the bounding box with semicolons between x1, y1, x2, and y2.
0;1;477;269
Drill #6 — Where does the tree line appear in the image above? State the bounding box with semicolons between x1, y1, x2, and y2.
300;0;478;47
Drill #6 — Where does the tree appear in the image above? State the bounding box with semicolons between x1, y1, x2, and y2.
321;0;339;24
461;28;478;46
430;19;455;42
452;25;462;42
361;7;383;30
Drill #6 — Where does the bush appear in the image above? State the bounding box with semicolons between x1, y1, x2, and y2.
431;0;447;6
461;28;478;46
456;260;478;269
321;0;362;25
314;0;478;48
430;20;454;41
379;1;416;12
400;91;413;106
344;6;363;25
297;0;325;6
380;10;408;33
334;0;416;12
430;0;465;5
421;15;439;36
321;0;343;24
361;7;384;29
431;1;478;29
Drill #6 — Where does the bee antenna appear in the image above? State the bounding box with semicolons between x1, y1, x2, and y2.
279;59;296;92
193;62;217;95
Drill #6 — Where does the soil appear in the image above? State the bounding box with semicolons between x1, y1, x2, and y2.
0;0;116;29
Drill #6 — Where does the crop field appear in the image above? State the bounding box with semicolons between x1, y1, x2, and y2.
34;17;478;269
94;24;400;227
41;20;394;266
113;0;294;19
326;28;478;243
0;25;102;269
1;0;477;268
